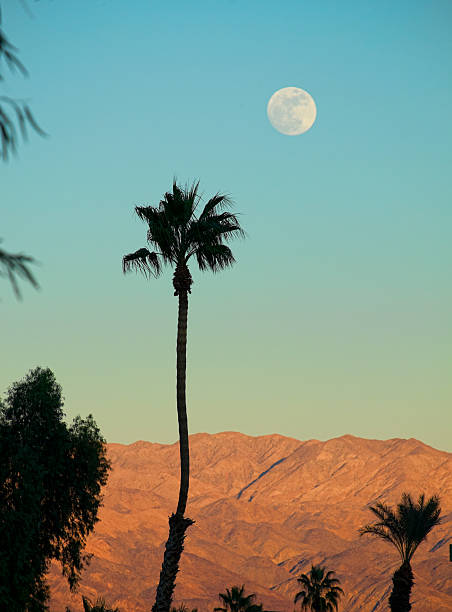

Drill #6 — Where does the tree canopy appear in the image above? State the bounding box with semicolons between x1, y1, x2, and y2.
360;492;441;563
360;492;441;612
123;180;245;287
0;367;111;611
214;585;264;612
294;565;343;612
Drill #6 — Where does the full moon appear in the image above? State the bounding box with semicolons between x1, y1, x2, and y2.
267;87;317;135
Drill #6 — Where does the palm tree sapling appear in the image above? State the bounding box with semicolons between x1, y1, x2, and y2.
294;565;343;612
123;181;244;612
214;585;264;612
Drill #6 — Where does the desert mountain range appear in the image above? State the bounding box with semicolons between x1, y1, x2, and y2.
49;432;452;611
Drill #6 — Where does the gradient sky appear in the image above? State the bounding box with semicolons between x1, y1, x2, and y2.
2;0;451;450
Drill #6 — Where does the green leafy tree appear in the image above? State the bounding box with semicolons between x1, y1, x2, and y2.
360;492;441;612
214;585;264;612
123;180;244;612
294;565;343;612
0;367;111;611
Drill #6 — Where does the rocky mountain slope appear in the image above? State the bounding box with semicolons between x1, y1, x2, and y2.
49;433;452;611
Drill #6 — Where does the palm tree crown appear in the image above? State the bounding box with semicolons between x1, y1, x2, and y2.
81;596;120;612
214;585;263;612
360;492;441;563
294;565;344;612
122;180;244;294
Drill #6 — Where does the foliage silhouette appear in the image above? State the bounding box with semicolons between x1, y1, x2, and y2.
0;3;46;160
123;180;244;612
1;3;44;298
294;565;343;612
170;604;198;612
0;367;111;610
81;595;120;612
360;492;441;612
0;237;39;298
214;585;265;612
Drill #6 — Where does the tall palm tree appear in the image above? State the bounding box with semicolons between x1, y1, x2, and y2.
294;565;343;612
214;585;263;612
360;492;441;612
123;180;244;612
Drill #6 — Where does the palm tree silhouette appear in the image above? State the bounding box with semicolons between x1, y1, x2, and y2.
294;565;343;612
123;180;244;612
214;585;263;612
360;492;441;612
81;596;120;612
170;605;198;612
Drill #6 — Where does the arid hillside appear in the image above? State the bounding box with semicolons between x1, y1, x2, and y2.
49;433;452;611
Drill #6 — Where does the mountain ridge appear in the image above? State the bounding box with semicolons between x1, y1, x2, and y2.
49;432;452;611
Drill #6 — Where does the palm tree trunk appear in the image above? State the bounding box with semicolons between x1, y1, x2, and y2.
153;269;194;612
175;288;190;516
152;512;194;612
389;561;414;612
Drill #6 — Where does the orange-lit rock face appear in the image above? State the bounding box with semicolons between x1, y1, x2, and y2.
49;433;452;611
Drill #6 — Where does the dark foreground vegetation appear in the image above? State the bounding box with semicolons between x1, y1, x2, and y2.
0;368;110;610
360;492;441;612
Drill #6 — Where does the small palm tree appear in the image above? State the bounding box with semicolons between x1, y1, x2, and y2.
214;585;264;612
170;604;198;612
123;180;244;612
360;492;441;612
294;565;343;612
82;596;120;612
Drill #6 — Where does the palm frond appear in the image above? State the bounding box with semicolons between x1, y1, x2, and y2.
294;589;308;604
189;212;246;244
135;205;177;263
399;492;441;560
198;192;233;220
122;247;161;278
0;97;47;160
294;565;343;610
124;180;244;283
325;588;343;611
360;492;441;563
0;241;39;298
368;501;397;523
0;29;28;78
160;180;200;229
195;243;235;272
360;523;402;555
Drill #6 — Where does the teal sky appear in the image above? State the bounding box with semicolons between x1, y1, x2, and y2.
2;0;451;451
